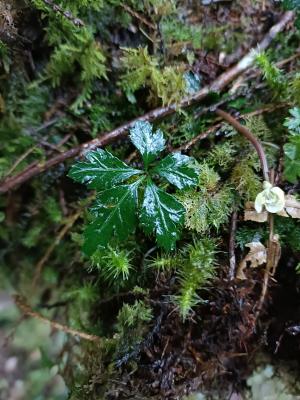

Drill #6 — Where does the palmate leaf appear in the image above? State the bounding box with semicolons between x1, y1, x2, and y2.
140;180;185;250
83;181;141;255
68;121;199;255
153;153;198;189
284;136;300;183
68;149;143;189
129;121;165;167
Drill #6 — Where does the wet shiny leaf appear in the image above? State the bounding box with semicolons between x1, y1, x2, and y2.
140;180;185;250
154;153;198;189
83;182;141;255
68;149;143;189
129;121;165;167
283;136;300;183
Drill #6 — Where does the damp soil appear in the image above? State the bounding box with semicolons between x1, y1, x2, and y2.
102;255;300;400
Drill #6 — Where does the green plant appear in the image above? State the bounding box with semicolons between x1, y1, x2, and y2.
119;46;187;105
230;157;261;200
178;163;234;233
284;107;300;133
160;18;202;49
256;52;286;96
69;121;198;255
283;107;300;183
174;238;217;320
90;246;133;282
115;300;153;357
0;40;11;73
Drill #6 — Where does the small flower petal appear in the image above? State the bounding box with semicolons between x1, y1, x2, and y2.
254;192;265;213
263;181;272;191
271;187;285;203
254;183;285;214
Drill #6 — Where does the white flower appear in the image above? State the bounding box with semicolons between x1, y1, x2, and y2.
254;181;285;214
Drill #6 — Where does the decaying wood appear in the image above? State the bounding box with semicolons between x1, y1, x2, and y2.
0;11;294;195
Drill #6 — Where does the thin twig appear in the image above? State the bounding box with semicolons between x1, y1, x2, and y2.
32;210;82;287
229;209;238;280
4;119;65;178
176;122;223;152
0;11;294;194
255;171;281;319
4;146;37;178
175;102;289;153
120;4;156;29
255;214;274;318
230;51;300;94
125;150;138;163
42;0;84;27
14;294;101;342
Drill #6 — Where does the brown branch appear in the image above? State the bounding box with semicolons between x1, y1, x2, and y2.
14;294;101;342
215;109;270;181
177;102;290;152
0;11;294;195
4;146;37;178
120;4;156;30
4;132;72;179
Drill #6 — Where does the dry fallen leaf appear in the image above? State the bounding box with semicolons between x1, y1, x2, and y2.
244;202;268;222
244;195;300;222
236;241;267;280
278;195;300;219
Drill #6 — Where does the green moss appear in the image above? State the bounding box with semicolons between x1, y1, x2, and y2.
119;46;186;105
174;238;217;320
178;163;235;233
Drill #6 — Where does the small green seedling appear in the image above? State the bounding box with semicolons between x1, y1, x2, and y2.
69;121;198;255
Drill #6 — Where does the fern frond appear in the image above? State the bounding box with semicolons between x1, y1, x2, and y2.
244;116;272;141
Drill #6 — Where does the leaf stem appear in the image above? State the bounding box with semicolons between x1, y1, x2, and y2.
215;109;270;182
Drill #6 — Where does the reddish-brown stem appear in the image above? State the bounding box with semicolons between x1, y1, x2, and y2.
215;109;270;182
229;209;238;280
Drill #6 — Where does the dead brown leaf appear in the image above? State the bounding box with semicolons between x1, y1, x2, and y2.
244;195;300;222
236;241;267;280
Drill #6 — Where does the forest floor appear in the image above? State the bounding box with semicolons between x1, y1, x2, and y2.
0;0;300;399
